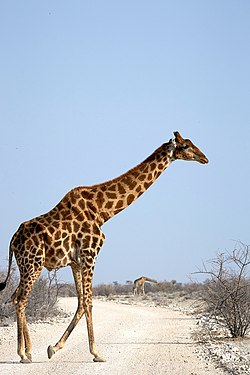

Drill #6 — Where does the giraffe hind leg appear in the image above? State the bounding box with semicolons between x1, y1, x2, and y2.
13;266;43;363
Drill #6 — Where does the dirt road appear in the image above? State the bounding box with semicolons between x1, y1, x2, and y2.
0;298;224;375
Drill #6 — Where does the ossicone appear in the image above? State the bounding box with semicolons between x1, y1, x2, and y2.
173;131;184;142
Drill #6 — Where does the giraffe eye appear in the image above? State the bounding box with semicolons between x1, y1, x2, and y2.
183;144;189;150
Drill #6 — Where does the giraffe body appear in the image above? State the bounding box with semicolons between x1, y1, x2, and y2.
133;276;158;295
0;131;208;363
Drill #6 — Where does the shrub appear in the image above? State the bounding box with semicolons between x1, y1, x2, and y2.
198;242;250;338
57;283;76;297
0;266;18;324
0;268;61;324
26;271;60;321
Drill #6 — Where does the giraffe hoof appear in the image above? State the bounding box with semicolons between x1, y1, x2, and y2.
93;355;106;362
47;345;55;359
20;357;32;364
26;353;32;362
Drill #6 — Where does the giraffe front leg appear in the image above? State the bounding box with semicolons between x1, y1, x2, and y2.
47;295;85;359
48;265;85;359
82;272;106;362
85;303;106;362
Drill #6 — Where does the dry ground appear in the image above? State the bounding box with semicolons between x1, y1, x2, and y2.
0;297;225;375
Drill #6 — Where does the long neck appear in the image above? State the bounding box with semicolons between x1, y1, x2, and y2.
143;277;158;283
78;140;175;224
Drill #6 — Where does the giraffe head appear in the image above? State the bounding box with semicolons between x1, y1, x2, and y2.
172;131;209;164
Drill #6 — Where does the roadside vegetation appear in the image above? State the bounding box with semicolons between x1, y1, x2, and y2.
1;241;250;340
0;268;60;325
196;241;250;338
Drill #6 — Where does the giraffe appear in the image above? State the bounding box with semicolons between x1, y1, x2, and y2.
0;131;208;364
133;276;158;295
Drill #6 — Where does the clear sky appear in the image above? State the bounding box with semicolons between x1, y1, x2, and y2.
0;1;249;286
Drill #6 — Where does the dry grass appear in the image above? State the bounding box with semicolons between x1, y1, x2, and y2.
0;268;62;326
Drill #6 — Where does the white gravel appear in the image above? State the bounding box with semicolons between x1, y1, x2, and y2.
0;297;225;375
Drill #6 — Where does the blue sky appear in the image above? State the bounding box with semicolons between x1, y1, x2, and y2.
0;1;249;285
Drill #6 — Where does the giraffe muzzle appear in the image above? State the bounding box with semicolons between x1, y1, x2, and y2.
200;156;209;164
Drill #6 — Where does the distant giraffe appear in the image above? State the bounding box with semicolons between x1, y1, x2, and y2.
0;131;208;363
133;276;158;295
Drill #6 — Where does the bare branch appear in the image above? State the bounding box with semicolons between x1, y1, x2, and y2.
196;242;250;338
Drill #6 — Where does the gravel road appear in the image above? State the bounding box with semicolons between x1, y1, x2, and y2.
0;297;224;375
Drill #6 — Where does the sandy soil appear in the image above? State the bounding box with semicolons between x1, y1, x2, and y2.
0;297;226;375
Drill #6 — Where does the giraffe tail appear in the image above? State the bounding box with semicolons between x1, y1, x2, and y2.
0;245;14;291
